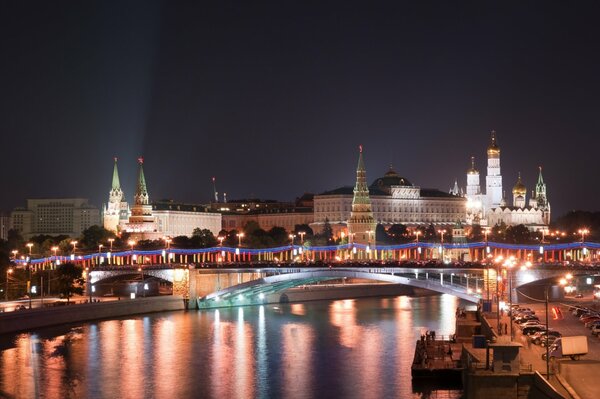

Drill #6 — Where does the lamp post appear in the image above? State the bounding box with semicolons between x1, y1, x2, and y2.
218;236;224;246
494;255;503;333
289;234;296;246
237;233;244;247
366;230;374;246
71;240;78;255
5;268;12;301
26;243;33;257
439;229;447;261
128;240;136;265
108;238;114;251
298;231;306;245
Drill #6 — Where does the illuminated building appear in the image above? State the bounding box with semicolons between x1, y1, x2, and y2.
10;198;100;239
462;132;550;230
102;157;129;232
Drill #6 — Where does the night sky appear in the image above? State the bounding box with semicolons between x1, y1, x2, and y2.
2;1;600;219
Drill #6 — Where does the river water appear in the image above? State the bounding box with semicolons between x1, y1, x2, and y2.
0;295;465;399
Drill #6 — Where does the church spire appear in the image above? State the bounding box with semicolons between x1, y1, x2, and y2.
111;157;121;190
134;157;149;205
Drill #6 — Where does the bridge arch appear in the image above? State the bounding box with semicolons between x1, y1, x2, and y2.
197;269;480;308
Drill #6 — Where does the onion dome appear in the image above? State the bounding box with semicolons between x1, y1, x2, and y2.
512;173;526;196
467;156;478;175
487;130;500;158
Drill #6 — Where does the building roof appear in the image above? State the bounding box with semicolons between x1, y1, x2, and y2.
369;166;412;194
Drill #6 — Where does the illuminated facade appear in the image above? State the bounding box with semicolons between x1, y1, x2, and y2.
102;158;129;232
313;149;466;236
123;158;158;235
463;132;551;230
347;146;377;245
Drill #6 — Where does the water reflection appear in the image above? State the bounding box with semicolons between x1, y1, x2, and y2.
0;295;464;399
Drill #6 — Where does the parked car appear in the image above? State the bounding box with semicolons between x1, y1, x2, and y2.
584;318;600;328
523;325;547;336
531;330;562;345
516;317;540;325
591;325;600;336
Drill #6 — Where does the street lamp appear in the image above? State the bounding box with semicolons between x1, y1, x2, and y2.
98;244;103;254
128;240;136;264
438;229;447;261
218;236;224;246
5;268;13;301
298;231;306;245
138;267;145;297
366;230;374;246
108;238;115;251
289;234;296;246
26;243;33;256
578;228;589;243
237;233;244;247
71;240;78;254
414;230;421;242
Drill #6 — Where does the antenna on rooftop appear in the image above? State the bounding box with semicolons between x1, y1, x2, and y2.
212;177;219;203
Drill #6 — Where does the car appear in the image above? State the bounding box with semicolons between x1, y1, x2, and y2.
520;321;545;330
516;316;540;325
580;315;600;323
541;335;561;347
587;320;600;329
585;318;600;328
575;293;584;298
523;325;547;336
531;330;562;345
591;325;600;336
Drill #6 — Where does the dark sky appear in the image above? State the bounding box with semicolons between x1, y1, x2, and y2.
1;1;599;219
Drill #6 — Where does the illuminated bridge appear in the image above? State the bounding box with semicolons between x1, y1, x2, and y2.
86;263;600;309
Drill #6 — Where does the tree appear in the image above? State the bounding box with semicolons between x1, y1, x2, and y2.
80;225;116;250
424;224;436;241
387;224;409;243
469;224;483;242
191;228;218;248
322;218;334;243
268;227;288;246
293;224;314;238
375;224;387;244
505;224;532;244
56;263;84;303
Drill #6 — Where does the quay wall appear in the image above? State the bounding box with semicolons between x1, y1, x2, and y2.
0;296;185;335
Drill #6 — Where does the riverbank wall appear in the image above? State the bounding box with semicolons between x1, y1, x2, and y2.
266;283;437;304
0;296;185;335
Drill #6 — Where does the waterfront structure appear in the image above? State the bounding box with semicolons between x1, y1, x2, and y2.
347;146;377;245
10;198;100;239
313;150;466;236
102;158;129;232
463;132;551;230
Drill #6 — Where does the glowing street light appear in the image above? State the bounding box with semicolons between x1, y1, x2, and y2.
71;240;78;254
414;231;421;243
26;242;33;256
578;228;589;243
289;234;296;246
108;238;115;251
11;250;18;260
298;231;306;245
218;236;224;246
164;237;172;249
236;233;245;247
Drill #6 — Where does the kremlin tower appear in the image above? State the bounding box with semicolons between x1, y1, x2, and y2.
347;145;377;245
124;157;158;235
102;158;129;232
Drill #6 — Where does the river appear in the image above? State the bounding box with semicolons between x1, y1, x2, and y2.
0;294;465;399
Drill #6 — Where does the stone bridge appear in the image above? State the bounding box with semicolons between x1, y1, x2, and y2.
89;263;600;309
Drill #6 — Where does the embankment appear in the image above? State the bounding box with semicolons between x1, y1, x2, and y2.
0;296;185;335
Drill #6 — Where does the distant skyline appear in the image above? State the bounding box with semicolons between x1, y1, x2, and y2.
2;2;600;219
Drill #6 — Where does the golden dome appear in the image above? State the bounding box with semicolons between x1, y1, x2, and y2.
487;130;500;158
512;173;526;195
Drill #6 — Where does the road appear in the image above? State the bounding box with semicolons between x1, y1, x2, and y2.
509;295;600;399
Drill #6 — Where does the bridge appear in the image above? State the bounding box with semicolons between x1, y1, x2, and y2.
87;262;600;309
14;241;600;271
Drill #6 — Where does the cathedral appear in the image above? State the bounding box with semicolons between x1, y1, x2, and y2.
461;131;550;231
